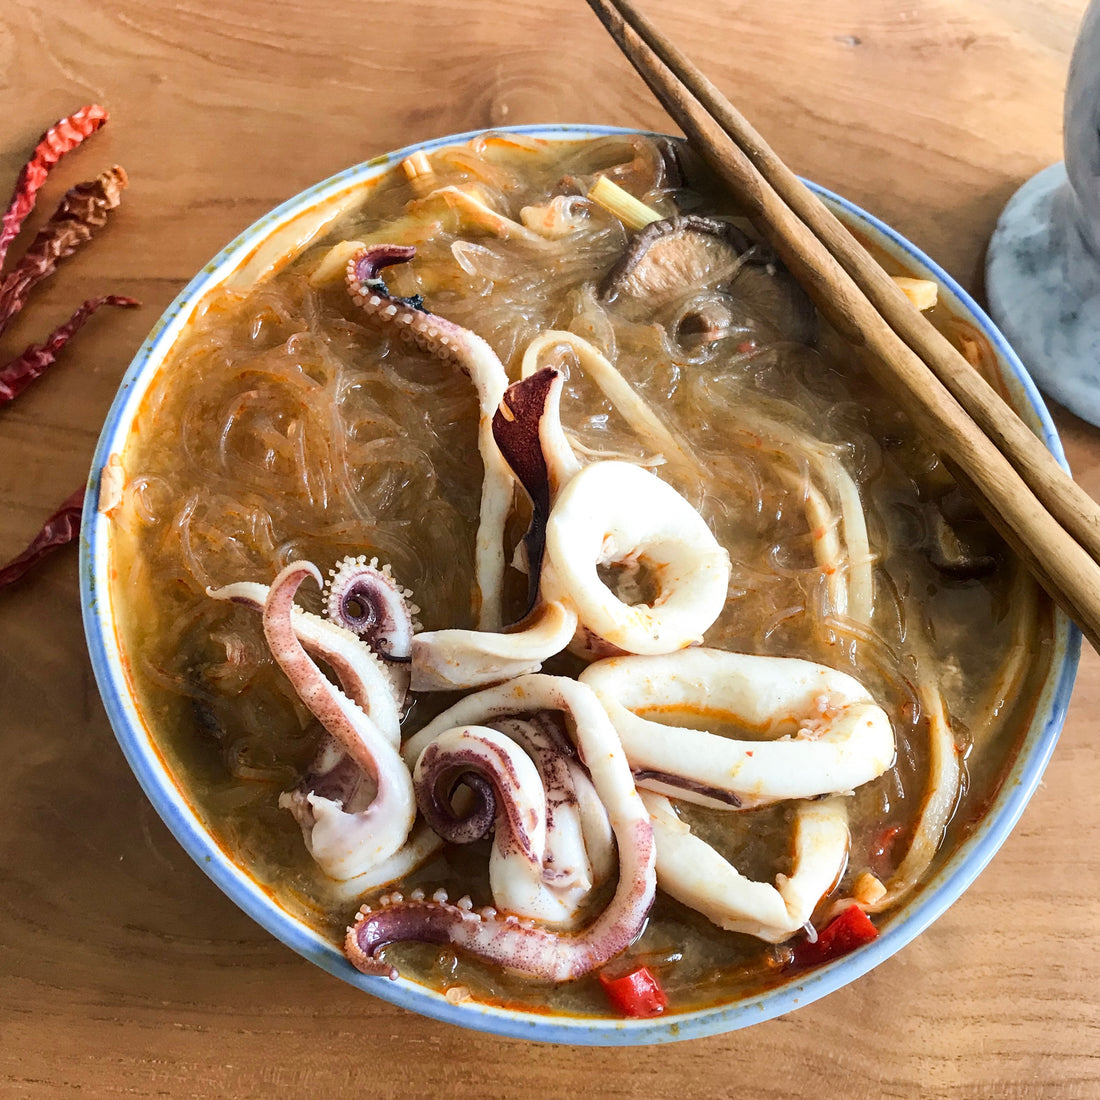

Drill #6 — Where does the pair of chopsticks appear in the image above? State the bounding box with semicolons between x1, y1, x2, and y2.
586;0;1100;653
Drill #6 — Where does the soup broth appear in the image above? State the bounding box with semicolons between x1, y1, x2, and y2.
109;133;1052;1017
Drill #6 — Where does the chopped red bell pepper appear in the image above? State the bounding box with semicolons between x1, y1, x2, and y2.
598;965;669;1018
791;905;879;969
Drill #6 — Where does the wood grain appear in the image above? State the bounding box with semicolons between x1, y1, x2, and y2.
1;1;1098;1096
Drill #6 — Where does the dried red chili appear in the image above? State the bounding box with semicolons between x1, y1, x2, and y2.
0;107;135;408
0;106;138;586
0;165;128;337
0;294;139;405
0;487;84;589
0;105;109;268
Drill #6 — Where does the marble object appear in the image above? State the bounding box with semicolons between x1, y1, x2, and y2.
986;0;1100;425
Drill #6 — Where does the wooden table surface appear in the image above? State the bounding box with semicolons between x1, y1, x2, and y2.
1;0;1098;1095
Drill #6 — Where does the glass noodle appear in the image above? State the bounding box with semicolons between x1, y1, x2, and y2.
109;134;1052;1015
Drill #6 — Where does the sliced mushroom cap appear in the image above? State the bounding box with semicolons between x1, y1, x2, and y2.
727;262;817;345
598;215;749;319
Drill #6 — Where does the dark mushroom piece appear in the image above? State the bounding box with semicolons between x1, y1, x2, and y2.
598;215;749;322
597;213;818;347
926;490;999;577
727;260;818;346
670;296;737;351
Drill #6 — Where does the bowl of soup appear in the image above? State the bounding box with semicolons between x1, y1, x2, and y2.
80;124;1079;1044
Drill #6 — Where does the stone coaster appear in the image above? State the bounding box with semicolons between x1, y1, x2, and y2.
987;163;1100;426
986;0;1100;427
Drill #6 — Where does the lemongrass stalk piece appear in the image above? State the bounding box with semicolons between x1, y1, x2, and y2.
587;176;662;231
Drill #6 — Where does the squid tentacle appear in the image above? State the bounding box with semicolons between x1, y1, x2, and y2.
207;578;403;742
413;714;613;926
414;724;590;924
346;245;512;630
324;554;420;663
490;714;606;896
260;563;417;881
210;566;443;886
415;725;546;869
347;674;655;981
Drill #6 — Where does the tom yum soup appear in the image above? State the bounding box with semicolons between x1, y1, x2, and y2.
108;133;1051;1017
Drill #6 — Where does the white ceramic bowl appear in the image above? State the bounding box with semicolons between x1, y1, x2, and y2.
80;125;1080;1044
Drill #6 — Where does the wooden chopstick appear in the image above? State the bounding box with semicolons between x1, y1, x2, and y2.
585;0;1100;653
589;0;1100;571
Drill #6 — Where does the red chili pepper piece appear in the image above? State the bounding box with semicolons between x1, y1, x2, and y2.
0;105;109;268
0;487;84;590
0;294;139;405
870;824;904;878
791;905;879;969
598;965;669;1018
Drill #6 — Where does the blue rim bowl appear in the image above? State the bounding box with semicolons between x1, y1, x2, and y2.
80;124;1080;1045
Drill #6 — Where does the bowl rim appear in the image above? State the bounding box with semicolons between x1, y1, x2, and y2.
79;122;1081;1045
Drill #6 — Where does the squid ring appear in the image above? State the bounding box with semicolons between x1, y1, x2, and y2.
641;791;850;943
541;461;731;655
581;648;895;809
